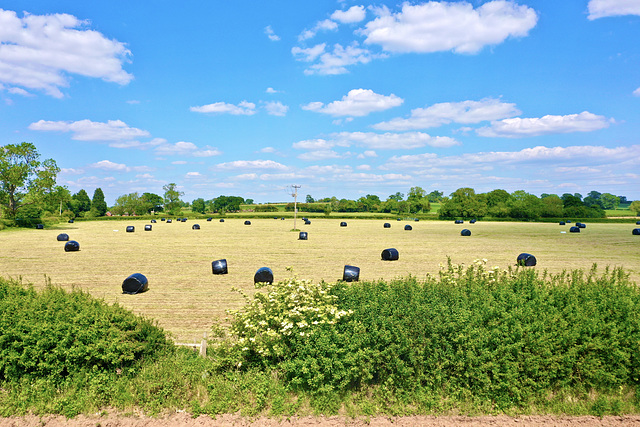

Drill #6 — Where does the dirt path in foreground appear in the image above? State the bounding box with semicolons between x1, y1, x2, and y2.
4;414;640;426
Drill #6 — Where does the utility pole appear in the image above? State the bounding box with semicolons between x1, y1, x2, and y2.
292;184;301;230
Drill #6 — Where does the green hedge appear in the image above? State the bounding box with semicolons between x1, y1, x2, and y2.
0;278;172;383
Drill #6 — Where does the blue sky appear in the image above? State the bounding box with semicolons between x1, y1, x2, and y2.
1;0;639;205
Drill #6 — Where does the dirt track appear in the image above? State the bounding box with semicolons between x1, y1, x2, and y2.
4;414;640;426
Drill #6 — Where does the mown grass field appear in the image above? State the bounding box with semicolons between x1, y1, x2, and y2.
0;218;638;342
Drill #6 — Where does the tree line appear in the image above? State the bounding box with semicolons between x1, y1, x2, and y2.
1;143;638;227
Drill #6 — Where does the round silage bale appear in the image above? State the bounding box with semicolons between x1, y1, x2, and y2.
220;219;225;222
517;253;537;266
126;226;135;232
299;231;308;240
57;233;69;241
192;224;200;230
404;224;412;231
632;229;640;236
342;265;360;282
340;221;347;227
122;273;148;294
144;224;152;231
381;248;399;261
383;223;391;228
461;229;471;236
64;240;80;252
559;221;565;225
244;220;251;225
254;267;274;284
212;259;228;275
570;226;580;233
36;224;44;229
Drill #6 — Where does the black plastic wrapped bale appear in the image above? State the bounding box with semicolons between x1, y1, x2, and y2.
244;220;251;225
470;219;477;224
151;219;157;223
404;224;412;231
167;219;172;223
64;240;80;252
207;217;212;221
254;267;274;284
566;220;572;223
633;229;640;236
36;224;44;229
192;224;200;230
299;231;308;240
343;265;360;282
517;253;537;267
144;224;152;231
126;226;135;232
161;218;166;221
397;218;401;221
220;219;225;222
182;218;188;222
415;218;420;222
305;220;311;225
636;221;640;225
340;222;347;227
57;233;69;241
381;248;399;261
461;229;471;236
211;259;228;275
383;223;391;228
578;223;586;229
68;219;74;223
122;273;149;295
570;226;580;233
454;220;463;224
281;217;285;220
559;221;565;225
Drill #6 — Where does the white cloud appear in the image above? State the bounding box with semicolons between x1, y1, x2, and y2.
291;43;326;62
171;160;187;165
190;101;256;115
214;159;288;170
298;19;338;41
477;111;612;137
109;138;166;150
259;146;276;153
296;42;379;75
360;1;537;54
186;171;203;178
28;119;149;141
294;131;459;151
587;0;640;19
0;8;132;98
373;98;521;131
264;101;289;116
297;150;344;161
331;5;367;23
89;160;128;172
634;87;640;96
155;141;222;158
302;89;403;117
357;164;372;170
266;87;279;94
264;25;280;41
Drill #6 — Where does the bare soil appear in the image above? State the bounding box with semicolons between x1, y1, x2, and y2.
3;413;640;426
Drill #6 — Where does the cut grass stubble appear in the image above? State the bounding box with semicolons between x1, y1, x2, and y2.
0;219;637;342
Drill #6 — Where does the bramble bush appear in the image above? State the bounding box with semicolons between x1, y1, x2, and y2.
214;261;640;409
0;277;172;384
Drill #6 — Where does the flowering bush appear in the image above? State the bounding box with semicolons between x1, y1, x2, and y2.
222;269;352;361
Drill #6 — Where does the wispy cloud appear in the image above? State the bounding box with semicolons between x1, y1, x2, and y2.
155;141;222;157
264;25;280;41
29;119;149;141
477;111;612;137
190;101;256;115
214;159;288;171
587;0;640;19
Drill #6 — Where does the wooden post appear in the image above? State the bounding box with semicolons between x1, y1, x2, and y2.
199;331;208;357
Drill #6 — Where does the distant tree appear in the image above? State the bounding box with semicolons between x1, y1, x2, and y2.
388;191;404;202
212;195;244;213
407;186;430;213
357;194;381;212
619;196;628;204
112;192;144;216
245;198;254;205
427;190;443;202
71;189;92;215
0;142;59;220
561;193;583;208
507;190;542;220
192;198;206;214
163;183;184;215
630;201;640;216
141;192;164;213
92;188;108;216
305;194;315;203
44;185;72;215
439;187;486;219
540;194;564;217
600;193;620;210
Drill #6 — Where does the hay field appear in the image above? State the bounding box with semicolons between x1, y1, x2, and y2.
1;218;638;342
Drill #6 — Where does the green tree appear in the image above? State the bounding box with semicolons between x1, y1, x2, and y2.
507;190;542;220
305;194;315;203
439;187;487;219
600;193;620;210
0;142;59;220
356;194;381;212
71;189;92;215
91;188;108;216
192;198;206;214
630;200;640;216
427;190;443;202
163;183;184;215
212;195;244;213
141;192;164;214
245;198;254;205
111;192;144;216
540;194;564;217
407;186;431;213
388;191;404;202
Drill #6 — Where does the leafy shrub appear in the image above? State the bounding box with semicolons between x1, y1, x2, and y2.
0;278;172;383
214;262;640;408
